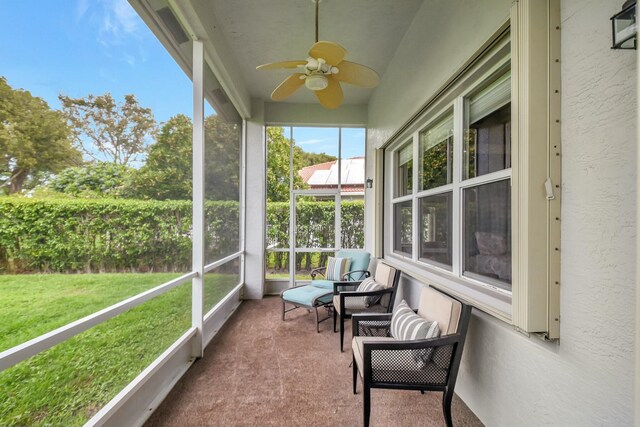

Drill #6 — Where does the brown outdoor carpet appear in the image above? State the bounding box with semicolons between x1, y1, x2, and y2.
145;297;483;427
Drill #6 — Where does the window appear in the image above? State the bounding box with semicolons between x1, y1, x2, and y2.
388;69;512;289
382;3;561;338
461;70;512;288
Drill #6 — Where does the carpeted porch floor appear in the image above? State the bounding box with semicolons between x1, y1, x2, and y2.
145;296;483;427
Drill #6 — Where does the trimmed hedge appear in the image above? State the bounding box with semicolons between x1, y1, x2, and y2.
0;198;364;273
266;200;364;271
0;198;238;273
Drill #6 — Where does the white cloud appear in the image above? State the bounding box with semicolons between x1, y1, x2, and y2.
75;0;90;20
85;0;146;68
112;0;139;34
100;0;139;41
123;53;136;66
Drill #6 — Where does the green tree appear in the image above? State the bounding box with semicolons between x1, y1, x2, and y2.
127;114;192;200
59;93;156;166
293;147;336;168
49;162;132;197
0;77;81;194
128;114;240;201
266;127;307;202
204;114;241;201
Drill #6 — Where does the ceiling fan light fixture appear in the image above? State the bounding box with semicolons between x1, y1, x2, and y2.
305;74;329;91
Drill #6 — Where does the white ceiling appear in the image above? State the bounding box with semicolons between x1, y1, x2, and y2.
207;0;424;106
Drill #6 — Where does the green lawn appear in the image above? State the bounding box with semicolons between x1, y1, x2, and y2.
0;273;239;426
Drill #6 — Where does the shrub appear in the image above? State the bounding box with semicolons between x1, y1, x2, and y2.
265;199;364;272
0;198;236;273
0;198;363;273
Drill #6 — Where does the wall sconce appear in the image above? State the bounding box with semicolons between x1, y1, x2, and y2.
611;0;637;49
366;178;373;189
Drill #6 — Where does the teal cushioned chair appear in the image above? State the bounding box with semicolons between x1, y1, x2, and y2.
281;250;371;332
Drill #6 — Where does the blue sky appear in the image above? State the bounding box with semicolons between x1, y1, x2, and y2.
0;0;364;159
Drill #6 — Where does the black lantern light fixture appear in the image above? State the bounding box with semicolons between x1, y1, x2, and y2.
366;178;373;189
611;0;637;49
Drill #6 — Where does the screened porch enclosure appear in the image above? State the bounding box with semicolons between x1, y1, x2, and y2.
0;37;247;426
1;0;636;426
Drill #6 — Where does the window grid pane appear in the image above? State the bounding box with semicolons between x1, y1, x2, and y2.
419;112;454;191
419;192;452;267
463;179;511;288
464;71;512;181
393;201;413;255
396;143;413;197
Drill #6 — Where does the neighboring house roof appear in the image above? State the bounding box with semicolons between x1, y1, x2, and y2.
299;157;365;192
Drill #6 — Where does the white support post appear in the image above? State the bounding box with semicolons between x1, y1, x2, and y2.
192;39;205;358
336;128;342;251
289;127;295;286
240;119;247;288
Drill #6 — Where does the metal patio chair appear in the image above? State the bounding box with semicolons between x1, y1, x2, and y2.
332;261;400;351
351;286;472;427
280;249;371;332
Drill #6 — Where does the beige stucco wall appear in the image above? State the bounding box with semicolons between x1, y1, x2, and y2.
366;0;637;425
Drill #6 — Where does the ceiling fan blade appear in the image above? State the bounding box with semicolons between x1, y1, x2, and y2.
309;41;346;65
256;60;307;70
334;60;380;88
271;74;305;101
315;77;343;109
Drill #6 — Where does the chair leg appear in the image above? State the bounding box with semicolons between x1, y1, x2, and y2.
315;307;320;333
282;299;285;321
333;307;337;333
363;384;371;427
442;389;454;427
352;356;358;394
340;314;345;352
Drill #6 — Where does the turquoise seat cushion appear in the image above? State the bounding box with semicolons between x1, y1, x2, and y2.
311;279;335;289
282;285;333;307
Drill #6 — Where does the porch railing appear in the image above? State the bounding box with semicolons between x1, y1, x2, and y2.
0;250;244;427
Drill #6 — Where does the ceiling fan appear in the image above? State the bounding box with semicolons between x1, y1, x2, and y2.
256;0;380;109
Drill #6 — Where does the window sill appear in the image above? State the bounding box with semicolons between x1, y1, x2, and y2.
383;252;513;324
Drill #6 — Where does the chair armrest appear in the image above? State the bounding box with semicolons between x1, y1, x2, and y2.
339;288;393;303
352;313;393;337
362;334;460;351
342;269;370;281
333;281;361;295
340;288;393;298
310;267;326;279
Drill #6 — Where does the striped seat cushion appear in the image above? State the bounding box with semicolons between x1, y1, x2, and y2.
390;300;440;368
325;256;351;281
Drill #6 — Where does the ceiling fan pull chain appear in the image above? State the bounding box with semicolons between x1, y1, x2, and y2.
315;0;319;43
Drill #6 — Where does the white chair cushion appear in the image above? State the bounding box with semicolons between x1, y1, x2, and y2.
373;262;396;287
417;287;462;336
